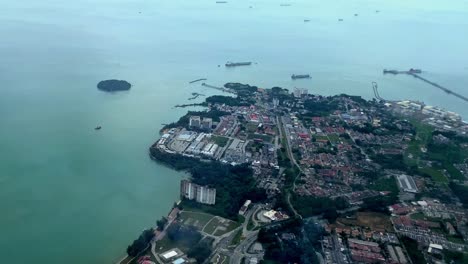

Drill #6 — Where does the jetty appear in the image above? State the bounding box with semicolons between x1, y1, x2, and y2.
188;92;205;100
383;68;421;74
201;83;235;94
408;74;468;103
189;78;207;84
383;69;468;103
372;82;385;101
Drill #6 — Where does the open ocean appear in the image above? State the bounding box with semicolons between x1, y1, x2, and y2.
1;0;467;263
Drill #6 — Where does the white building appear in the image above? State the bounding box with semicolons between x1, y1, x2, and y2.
201;118;213;130
189;116;201;128
180;180;216;205
396;174;418;193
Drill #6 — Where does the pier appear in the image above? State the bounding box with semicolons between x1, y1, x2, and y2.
383;69;468;103
189;78;207;84
201;83;235;94
372;82;385;101
408;74;468;103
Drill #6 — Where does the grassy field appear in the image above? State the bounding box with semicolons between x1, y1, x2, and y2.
404;119;433;166
179;211;239;236
246;122;259;133
179;211;214;229
409;212;425;220
338;212;393;232
411;119;434;144
212;135;230;147
444;250;468;264
327;134;340;143
203;216;240;236
203;217;219;234
444;163;464;180
420;167;448;183
447;236;465;244
213;221;239;236
247;133;273;143
402;119;465;183
370;177;399;193
314;135;329;141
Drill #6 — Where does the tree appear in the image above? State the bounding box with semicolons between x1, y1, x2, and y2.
126;228;155;257
187;238;213;263
323;208;338;223
156;217;168;231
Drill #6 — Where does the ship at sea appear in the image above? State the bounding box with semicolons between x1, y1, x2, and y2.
225;61;252;67
383;68;422;74
291;74;311;79
383;69;399;74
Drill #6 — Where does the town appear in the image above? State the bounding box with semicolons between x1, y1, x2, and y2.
121;83;468;264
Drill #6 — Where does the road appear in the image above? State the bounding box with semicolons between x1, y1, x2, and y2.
230;231;260;264
149;208;180;263
203;205;264;264
277;115;303;218
330;234;349;264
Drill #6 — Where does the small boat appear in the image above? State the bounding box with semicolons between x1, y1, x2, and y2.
338;18;344;21
304;19;310;22
95;126;102;130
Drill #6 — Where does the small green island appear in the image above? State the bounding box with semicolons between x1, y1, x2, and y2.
97;79;131;92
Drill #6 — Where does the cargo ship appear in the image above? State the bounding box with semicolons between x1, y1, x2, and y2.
383;69;422;74
383;69;399;74
291;74;311;79
225;61;252;67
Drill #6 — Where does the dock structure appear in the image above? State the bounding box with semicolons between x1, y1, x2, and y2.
201;83;235;94
383;69;468;103
408;73;468;103
372;82;385;101
189;78;207;84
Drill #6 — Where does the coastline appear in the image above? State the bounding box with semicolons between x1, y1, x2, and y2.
117;82;468;264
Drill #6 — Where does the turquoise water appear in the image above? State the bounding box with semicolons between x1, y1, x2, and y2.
1;1;467;263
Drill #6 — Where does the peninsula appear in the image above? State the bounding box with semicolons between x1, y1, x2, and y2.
120;83;468;264
97;79;131;92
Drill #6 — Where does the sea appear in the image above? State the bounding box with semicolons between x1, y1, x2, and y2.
1;0;467;263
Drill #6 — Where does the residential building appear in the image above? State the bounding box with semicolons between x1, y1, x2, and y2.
189;116;201;128
201;118;213;130
180;180;216;205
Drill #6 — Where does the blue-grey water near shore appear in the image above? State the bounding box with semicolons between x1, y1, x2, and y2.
1;0;467;263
